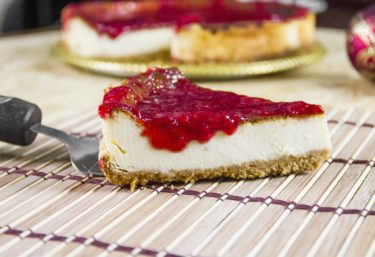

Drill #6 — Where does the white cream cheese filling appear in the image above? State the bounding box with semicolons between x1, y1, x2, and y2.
100;112;331;173
282;22;300;49
63;18;174;57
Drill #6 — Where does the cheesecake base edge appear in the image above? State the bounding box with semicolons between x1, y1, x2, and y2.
99;149;330;190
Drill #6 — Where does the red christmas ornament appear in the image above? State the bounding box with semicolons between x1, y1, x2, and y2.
347;4;375;81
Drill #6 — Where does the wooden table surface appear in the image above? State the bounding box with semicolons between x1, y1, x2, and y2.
0;28;374;124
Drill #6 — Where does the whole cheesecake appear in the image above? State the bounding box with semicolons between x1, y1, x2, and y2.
98;68;331;188
62;0;316;62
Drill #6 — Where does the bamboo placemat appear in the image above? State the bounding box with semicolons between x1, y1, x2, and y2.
0;108;374;257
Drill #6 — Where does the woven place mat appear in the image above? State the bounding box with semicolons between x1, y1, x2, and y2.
0;108;374;257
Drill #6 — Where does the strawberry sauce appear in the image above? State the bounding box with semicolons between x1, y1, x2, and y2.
63;0;309;38
99;68;323;152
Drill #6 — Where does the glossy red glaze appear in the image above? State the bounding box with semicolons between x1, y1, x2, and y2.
62;0;309;38
99;68;324;152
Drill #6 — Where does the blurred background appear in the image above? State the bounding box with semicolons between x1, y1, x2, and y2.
0;0;373;35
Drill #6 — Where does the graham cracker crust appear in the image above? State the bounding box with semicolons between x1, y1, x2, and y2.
100;150;330;190
171;13;315;62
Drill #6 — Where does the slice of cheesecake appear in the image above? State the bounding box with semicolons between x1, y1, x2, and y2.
98;68;331;188
62;0;315;62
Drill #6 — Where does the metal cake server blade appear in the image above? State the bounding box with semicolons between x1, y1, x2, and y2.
0;95;103;177
31;124;102;176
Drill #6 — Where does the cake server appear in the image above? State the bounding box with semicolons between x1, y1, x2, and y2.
0;96;103;176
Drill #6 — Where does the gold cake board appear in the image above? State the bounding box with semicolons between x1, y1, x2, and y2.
52;42;326;79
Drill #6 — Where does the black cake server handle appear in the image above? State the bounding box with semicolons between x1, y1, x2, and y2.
0;95;42;146
0;95;102;175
